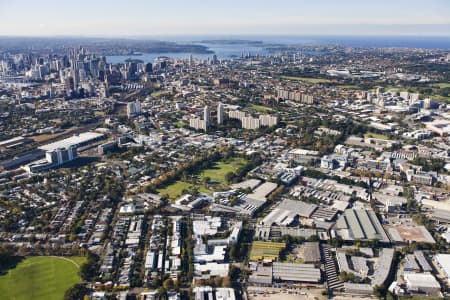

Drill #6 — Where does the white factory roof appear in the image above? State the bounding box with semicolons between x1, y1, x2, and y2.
404;272;441;289
0;136;26;147
272;262;321;282
215;288;236;300
193;216;221;235
194;262;230;277
39;132;104;151
332;200;350;212
435;253;450;278
231;179;262;190
246;182;278;201
422;199;450;212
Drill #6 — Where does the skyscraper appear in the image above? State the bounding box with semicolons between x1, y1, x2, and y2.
217;103;224;125
145;63;153;74
204;106;210;127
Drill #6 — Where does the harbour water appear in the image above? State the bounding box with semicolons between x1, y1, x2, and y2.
106;35;450;64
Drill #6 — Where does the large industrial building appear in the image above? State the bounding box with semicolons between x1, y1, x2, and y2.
387;225;435;244
260;199;317;226
24;146;78;173
333;209;390;242
435;254;450;284
249;262;321;285
23;132;105;173
39;132;104;152
404;272;441;295
272;262;321;283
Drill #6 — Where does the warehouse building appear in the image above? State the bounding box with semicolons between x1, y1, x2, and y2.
249;262;321;285
404;272;441;296
333;209;390;242
248;264;273;285
272;262;321;283
435;254;450;283
414;251;432;272
254;225;318;241
388;225;435;244
246;181;278;202
260;199;317;226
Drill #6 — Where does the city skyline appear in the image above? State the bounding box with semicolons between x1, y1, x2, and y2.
0;0;449;37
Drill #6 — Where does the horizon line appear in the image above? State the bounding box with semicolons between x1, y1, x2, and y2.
1;33;450;39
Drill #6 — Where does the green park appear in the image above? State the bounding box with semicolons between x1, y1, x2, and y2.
0;256;86;300
157;157;248;200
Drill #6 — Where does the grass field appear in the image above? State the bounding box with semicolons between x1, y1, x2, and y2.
173;120;187;128
338;85;361;90
199;158;247;183
364;132;389;140
279;76;332;84
434;83;450;89
250;104;273;112
158;158;248;200
157;181;212;199
0;256;86;300
151;90;170;98
432;94;450;103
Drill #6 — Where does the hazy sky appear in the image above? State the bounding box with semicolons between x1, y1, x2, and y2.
0;0;449;36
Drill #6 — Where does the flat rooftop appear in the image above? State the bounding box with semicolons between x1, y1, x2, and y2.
334;209;390;242
231;179;261;190
388;225;435;244
39;132;104;151
246;182;278;201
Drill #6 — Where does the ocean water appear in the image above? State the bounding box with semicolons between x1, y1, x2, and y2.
153;34;450;49
106;35;450;63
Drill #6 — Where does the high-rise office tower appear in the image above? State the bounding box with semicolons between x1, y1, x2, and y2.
72;68;80;90
145;63;153;74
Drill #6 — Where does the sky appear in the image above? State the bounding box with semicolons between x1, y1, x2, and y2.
0;0;449;37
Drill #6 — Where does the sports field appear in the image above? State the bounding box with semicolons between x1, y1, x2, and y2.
279;76;332;84
364;132;389;140
250;104;273;112
0;256;86;300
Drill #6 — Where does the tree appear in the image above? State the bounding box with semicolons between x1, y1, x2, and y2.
157;286;167;298
373;285;386;299
163;278;174;290
213;276;223;287
225;172;235;184
151;277;161;288
64;283;88;300
79;252;98;281
202;176;211;185
222;276;231;287
0;245;15;269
